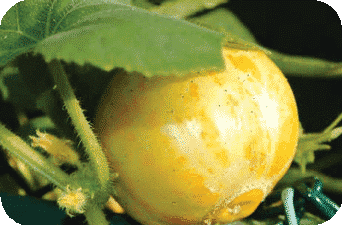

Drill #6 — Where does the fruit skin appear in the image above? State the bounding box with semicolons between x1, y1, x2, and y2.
95;46;299;225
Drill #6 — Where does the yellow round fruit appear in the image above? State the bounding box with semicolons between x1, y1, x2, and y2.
95;45;299;225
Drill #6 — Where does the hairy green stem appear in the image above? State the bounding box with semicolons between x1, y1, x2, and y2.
48;60;110;190
85;205;109;225
0;123;70;192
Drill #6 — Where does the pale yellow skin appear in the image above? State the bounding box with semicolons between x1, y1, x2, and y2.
95;47;299;225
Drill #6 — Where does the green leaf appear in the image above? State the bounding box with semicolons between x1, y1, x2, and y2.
1;0;226;77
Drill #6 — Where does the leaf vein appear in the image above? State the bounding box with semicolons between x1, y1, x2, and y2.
15;4;21;33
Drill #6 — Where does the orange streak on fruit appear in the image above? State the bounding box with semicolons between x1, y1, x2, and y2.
213;189;264;223
189;82;199;99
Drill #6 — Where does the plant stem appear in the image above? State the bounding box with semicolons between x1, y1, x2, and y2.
48;60;110;190
0;123;70;192
268;49;342;77
323;112;342;133
85;205;109;225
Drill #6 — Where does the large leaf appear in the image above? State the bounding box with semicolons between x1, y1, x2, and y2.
0;0;226;77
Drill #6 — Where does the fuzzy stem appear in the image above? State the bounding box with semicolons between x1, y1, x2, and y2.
48;60;110;190
0;123;70;191
85;205;109;225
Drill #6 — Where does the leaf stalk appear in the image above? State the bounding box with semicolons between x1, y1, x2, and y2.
47;60;110;191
